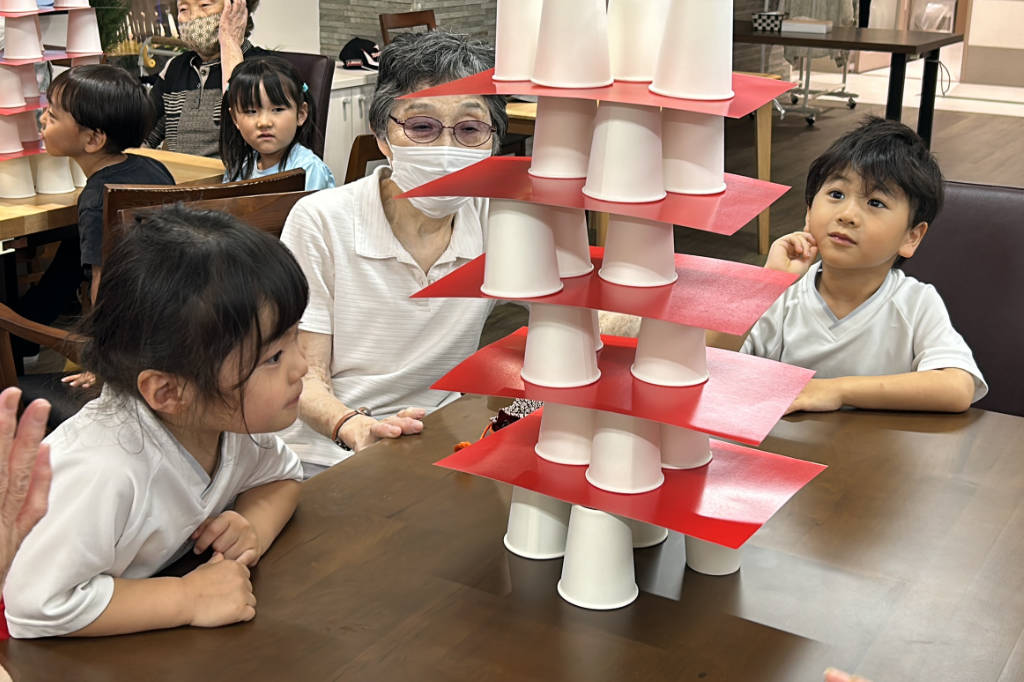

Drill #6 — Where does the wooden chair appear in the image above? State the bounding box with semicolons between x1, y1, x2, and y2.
378;10;437;44
344;134;386;184
276;51;336;159
902;181;1024;417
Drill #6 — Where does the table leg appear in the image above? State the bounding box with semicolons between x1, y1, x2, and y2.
917;48;941;148
885;53;907;121
755;101;772;255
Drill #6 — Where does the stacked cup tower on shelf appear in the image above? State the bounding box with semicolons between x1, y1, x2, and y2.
0;0;102;198
402;0;827;610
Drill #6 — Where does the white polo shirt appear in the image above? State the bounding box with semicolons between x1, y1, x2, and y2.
279;166;493;466
741;263;987;402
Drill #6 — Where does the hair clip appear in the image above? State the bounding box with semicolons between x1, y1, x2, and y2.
302;82;309;93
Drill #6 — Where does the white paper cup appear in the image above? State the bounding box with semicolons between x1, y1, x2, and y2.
70;159;87;187
15;112;39;143
532;0;613;89
0;0;40;11
608;0;670;82
621;516;670;548
54;0;92;8
504;487;571;560
549;206;593;278
591;309;603;352
494;0;543;81
598;214;677;287
18;64;40;99
660;424;712;470
66;8;103;54
70;55;103;66
0;117;25;154
583;102;665;203
0;67;28;108
528;97;596;180
535;403;594;465
3;16;43;60
587;411;664;494
685;535;742;576
0;157;36;198
558;505;639;610
481;199;563;299
31;154;76;194
650;0;734;100
522;303;601;388
663;109;726;195
631;318;708;387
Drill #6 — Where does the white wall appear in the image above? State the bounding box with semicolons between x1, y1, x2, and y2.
250;0;321;53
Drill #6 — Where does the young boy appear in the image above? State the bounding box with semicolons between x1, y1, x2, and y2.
716;117;986;414
40;64;174;304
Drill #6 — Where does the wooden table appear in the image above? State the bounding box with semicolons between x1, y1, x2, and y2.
4;395;1022;680
734;22;965;148
0;148;224;244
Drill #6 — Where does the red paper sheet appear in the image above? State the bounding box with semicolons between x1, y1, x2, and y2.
434;329;813;445
0;49;102;66
399;157;789;236
0;96;46;117
0;140;44;163
435;410;826;549
402;69;796;119
413;246;796;336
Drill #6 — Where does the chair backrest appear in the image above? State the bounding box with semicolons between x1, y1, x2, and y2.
378;10;437;44
116;190;313;239
101;168;306;265
901;180;1024;416
344;134;386;184
275;51;336;159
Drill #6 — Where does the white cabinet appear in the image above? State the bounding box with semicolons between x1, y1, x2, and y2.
324;69;377;181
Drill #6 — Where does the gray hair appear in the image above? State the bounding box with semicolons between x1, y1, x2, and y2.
368;30;508;150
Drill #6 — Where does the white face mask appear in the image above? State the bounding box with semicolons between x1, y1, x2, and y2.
387;141;491;219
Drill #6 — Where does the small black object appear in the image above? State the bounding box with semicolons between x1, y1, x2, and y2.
339;38;380;71
491;398;543;431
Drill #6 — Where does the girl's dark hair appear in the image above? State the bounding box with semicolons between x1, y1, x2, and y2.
80;204;309;409
220;56;317;182
47;65;155;154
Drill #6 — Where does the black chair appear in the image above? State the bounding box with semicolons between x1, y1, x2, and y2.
276;51;336;159
902;180;1024;416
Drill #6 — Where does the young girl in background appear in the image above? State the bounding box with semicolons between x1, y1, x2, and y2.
3;205;310;638
221;56;336;190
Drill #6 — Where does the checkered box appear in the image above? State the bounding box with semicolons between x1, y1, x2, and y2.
752;11;786;32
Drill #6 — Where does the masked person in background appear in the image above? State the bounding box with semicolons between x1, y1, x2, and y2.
278;31;507;477
145;0;267;157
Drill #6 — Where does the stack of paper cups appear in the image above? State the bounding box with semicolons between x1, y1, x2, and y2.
18;65;40;99
608;0;670;82
493;0;543;81
650;0;735;101
532;0;613;88
3;16;44;60
660;424;712;470
599;215;677;287
663;110;727;195
0;117;25;154
481;199;563;298
583;102;665;203
504;487;571;560
558;506;639;610
66;8;103;54
0;0;40;11
622;516;669;548
15;112;39;143
0;67;28;109
549;206;593;278
0;158;36;198
631;319;708;386
528;97;596;180
535;403;594;465
587;411;664;494
70;159;87;187
522;303;601;388
31;155;76;194
685;536;742;576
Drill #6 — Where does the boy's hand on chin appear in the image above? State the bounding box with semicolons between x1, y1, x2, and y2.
786;378;843;415
766;231;819;276
191;510;261;566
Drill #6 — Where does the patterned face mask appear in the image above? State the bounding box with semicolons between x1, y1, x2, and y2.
179;12;222;57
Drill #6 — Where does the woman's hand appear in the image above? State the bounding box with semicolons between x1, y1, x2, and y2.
218;0;248;50
61;371;96;389
339;407;426;452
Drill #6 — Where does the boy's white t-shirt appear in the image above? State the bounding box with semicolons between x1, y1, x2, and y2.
2;387;303;639
741;263;988;402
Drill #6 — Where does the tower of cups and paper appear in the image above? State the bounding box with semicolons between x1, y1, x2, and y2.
1;0;103;199
402;0;827;611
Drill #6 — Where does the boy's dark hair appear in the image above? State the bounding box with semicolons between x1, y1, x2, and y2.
80;204;309;415
46;65;155;154
805;116;944;266
220;56;317;182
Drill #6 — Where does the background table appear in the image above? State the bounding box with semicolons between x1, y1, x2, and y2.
733;22;964;147
3;396;1022;681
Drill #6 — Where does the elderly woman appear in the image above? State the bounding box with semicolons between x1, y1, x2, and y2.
279;31;507;474
145;0;267;157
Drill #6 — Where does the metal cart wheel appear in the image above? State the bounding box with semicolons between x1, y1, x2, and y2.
847;98;857;109
805;115;816;126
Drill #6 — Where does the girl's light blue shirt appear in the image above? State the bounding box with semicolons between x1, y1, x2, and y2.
224;143;336;190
